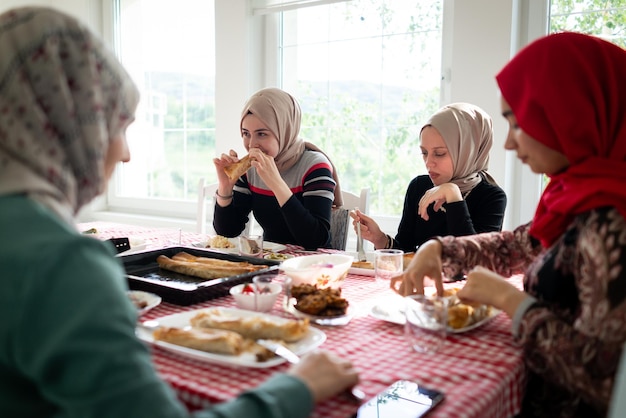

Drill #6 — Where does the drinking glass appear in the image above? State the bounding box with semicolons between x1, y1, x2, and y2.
404;294;448;354
375;249;404;282
239;234;263;257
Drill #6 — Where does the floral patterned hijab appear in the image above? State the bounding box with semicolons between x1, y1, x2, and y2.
240;87;343;206
496;32;626;247
0;7;139;224
422;102;497;195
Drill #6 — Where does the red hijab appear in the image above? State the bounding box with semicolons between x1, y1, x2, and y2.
496;32;626;248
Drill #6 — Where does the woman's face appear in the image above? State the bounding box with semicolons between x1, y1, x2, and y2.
500;96;569;175
241;113;280;158
104;130;131;181
420;125;454;185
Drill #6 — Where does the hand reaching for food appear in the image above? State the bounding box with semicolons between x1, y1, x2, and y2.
458;265;528;318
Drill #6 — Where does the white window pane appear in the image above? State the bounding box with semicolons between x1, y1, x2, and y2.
281;0;442;216
115;0;216;203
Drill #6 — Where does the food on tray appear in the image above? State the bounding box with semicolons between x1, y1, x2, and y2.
153;326;244;355
156;251;267;280
190;308;309;342
403;252;414;266
443;288;493;330
351;260;374;269
291;283;349;317
205;235;235;249
224;154;252;180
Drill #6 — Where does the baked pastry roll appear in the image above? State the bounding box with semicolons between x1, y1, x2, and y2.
153;326;244;355
223;155;252;180
190;308;309;342
351;260;374;269
156;252;266;280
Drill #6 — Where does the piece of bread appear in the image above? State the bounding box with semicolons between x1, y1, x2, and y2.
190;308;309;342
351;260;374;269
447;304;474;329
223;155;252;180
153;326;244;355
156;252;267;280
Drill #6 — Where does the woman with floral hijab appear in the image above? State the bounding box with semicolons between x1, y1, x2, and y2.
213;87;342;249
0;7;357;418
353;102;507;252
393;32;626;417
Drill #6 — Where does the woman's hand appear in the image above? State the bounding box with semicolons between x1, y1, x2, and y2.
248;148;293;206
350;209;387;249
390;239;444;296
457;266;528;318
418;183;463;220
212;149;240;205
288;350;359;403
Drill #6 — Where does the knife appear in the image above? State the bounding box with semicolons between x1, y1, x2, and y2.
355;207;367;262
256;339;301;364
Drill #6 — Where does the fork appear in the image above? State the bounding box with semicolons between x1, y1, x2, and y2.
355;207;367;262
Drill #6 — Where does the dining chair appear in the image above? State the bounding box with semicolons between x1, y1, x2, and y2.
336;188;370;251
341;188;370;214
329;207;350;251
196;178;254;235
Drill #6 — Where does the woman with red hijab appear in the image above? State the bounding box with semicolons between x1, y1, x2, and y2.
391;32;626;417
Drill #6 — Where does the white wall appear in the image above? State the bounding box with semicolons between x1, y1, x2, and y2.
1;0;547;231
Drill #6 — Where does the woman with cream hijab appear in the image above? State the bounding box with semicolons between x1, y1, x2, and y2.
213;87;342;249
353;102;506;252
0;8;358;417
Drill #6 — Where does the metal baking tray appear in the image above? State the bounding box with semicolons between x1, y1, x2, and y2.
120;246;279;306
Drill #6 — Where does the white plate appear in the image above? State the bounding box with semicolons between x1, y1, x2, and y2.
348;266;375;276
369;299;501;333
192;237;239;253
127;290;161;315
136;307;326;368
285;298;353;326
263;241;286;252
263;252;294;261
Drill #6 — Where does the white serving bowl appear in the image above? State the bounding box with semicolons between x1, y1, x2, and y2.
280;253;353;288
229;282;282;312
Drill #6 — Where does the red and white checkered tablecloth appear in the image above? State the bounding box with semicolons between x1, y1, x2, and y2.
79;221;527;418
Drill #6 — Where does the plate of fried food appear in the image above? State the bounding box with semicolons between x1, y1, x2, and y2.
136;307;325;368
369;287;500;333
193;235;239;253
284;283;352;326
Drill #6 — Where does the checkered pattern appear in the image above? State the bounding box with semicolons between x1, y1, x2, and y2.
81;221;526;418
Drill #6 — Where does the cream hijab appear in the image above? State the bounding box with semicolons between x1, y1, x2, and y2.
240;87;343;206
0;7;139;224
422;102;497;194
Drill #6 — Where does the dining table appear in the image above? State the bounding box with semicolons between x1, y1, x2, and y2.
78;220;527;418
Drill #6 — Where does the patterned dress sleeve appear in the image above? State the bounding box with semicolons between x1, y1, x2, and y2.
437;222;541;279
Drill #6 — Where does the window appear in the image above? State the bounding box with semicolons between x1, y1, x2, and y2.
275;0;443;216
108;0;216;218
549;0;626;47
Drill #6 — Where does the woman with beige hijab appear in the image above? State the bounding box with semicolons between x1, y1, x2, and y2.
213;87;342;249
352;102;506;253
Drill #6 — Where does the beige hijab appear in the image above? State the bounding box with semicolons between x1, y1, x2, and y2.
422;102;497;195
0;7;139;224
240;87;343;206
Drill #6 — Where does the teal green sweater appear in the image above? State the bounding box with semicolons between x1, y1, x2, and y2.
0;195;313;418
